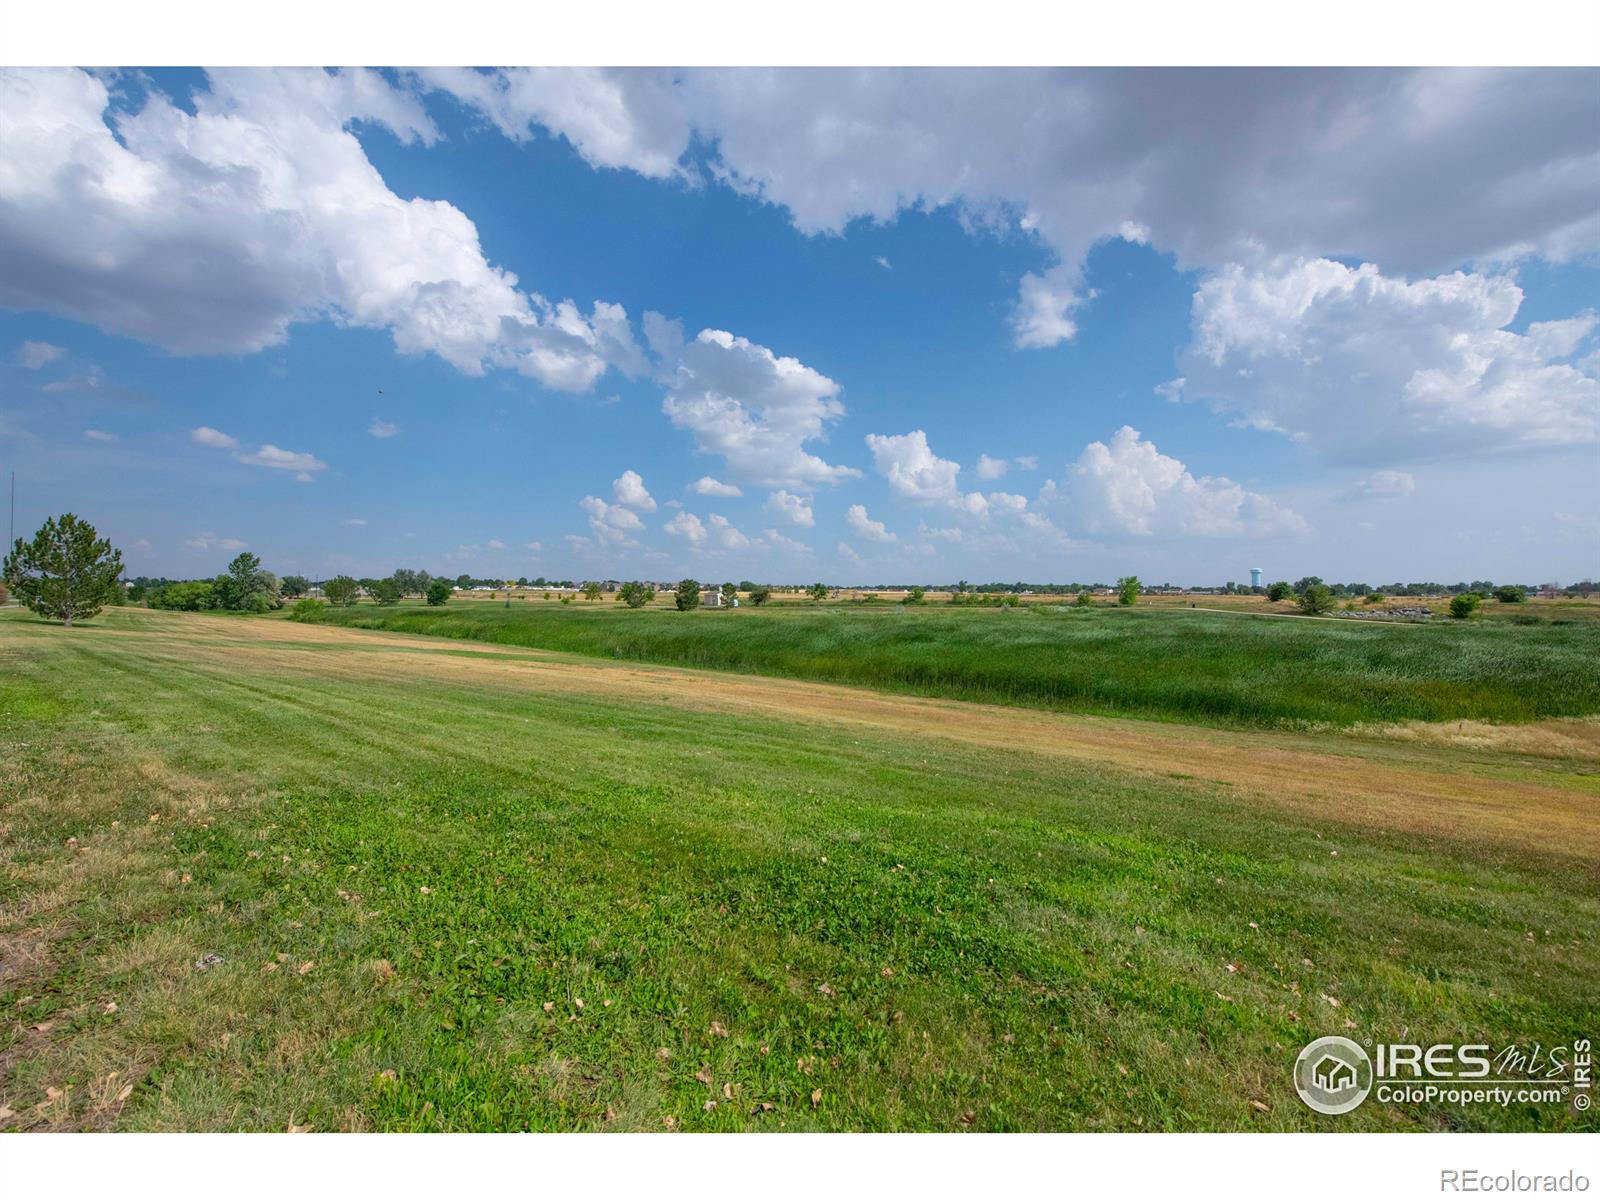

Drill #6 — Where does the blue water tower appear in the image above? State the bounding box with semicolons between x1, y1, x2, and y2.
1250;567;1263;589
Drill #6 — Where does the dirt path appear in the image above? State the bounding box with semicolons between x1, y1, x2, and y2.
13;610;1598;857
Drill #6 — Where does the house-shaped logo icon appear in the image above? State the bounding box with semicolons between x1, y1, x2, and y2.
1313;1054;1357;1093
1294;1036;1374;1114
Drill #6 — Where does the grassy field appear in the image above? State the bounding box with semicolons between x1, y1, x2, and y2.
303;600;1600;729
1;606;1595;1132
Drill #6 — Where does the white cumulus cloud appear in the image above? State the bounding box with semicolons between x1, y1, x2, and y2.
424;69;1600;351
846;504;896;543
191;426;239;449
662;328;859;489
16;340;63;368
690;476;742;497
1063;426;1306;538
664;511;707;545
975;454;1009;481
764;489;814;527
579;495;644;545
612;468;656;511
1179;258;1600;463
762;527;812;554
237;444;328;474
707;514;751;551
0;68;645;392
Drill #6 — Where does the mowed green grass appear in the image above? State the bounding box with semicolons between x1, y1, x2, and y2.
308;600;1600;729
0;608;1595;1132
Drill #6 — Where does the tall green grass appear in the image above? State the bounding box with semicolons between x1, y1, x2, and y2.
304;603;1600;728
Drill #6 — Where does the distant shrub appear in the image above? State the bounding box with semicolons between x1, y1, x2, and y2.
1074;590;1092;607
371;577;402;605
323;576;359;606
289;598;326;622
1493;586;1527;604
1364;592;1384;605
1450;594;1481;620
1117;576;1140;606
618;581;656;608
426;579;451;606
748;585;772;606
149;580;217;611
808;583;828;602
1295;584;1335;615
1267;582;1293;602
675;579;702;611
907;586;926;604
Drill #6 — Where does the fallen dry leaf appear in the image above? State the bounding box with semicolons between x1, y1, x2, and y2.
1321;993;1341;1008
287;1122;311;1133
661;1115;677;1130
101;1000;117;1014
709;1020;729;1037
1225;961;1242;974
751;1102;776;1115
0;1106;14;1121
655;1047;671;1060
811;1088;822;1108
115;1083;134;1103
702;1100;717;1112
722;1082;735;1100
543;1001;555;1012
817;983;835;996
261;961;279;973
695;1066;714;1085
297;961;315;975
1249;1099;1270;1113
30;1021;54;1033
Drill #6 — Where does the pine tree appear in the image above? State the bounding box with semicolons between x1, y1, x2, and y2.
3;513;124;627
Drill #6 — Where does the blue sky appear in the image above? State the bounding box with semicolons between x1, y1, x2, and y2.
2;67;1597;584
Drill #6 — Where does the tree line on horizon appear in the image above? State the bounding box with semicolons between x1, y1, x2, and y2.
5;513;1596;628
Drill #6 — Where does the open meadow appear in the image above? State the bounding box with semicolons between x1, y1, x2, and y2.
308;598;1600;729
1;604;1596;1132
